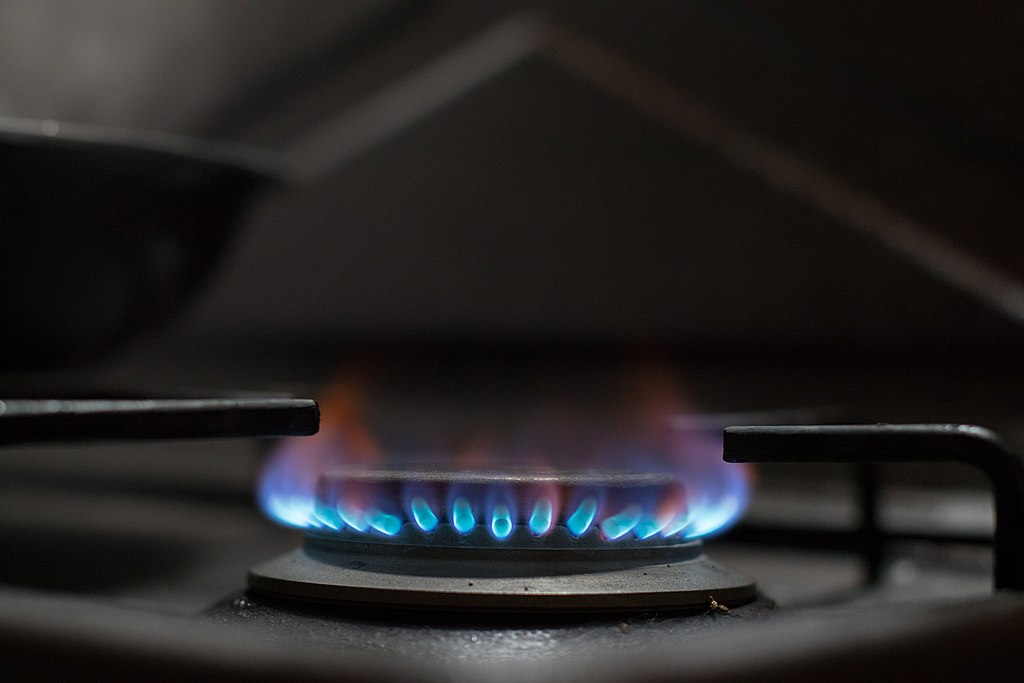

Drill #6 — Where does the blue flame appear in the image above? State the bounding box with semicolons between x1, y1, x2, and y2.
366;509;402;536
490;503;513;539
600;505;643;540
264;465;748;540
528;498;553;536
259;409;754;541
661;513;691;538
265;495;316;528
312;502;343;530
674;459;749;539
410;496;439;532
680;489;746;539
452;496;475;534
338;505;369;532
257;427;355;530
633;516;669;539
565;497;598;537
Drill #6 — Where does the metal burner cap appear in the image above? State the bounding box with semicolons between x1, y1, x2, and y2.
310;467;690;546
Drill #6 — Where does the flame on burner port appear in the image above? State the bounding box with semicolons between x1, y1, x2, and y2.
621;363;752;539
410;496;439;532
451;496;475;533
490;502;513;539
258;380;380;528
565;496;598;537
600;505;643;540
258;361;753;541
528;497;554;536
303;472;692;543
664;424;752;539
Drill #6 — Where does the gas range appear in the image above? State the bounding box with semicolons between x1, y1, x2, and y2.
3;368;1023;682
4;2;1024;678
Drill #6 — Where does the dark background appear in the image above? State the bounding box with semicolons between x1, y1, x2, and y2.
2;1;1024;455
4;1;1023;351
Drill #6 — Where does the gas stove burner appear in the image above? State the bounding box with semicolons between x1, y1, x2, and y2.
312;468;689;544
248;468;756;612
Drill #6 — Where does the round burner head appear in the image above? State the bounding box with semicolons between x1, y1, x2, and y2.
250;468;755;613
308;468;690;545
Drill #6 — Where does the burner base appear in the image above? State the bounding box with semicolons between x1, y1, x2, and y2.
248;539;756;613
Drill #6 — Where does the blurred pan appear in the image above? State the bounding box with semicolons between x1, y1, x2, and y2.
0;16;541;367
0;117;284;367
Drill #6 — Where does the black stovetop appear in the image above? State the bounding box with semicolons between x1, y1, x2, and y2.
2;380;1023;681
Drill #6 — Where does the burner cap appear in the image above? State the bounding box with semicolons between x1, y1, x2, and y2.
310;467;687;546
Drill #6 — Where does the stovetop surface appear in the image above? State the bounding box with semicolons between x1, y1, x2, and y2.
1;432;1018;682
3;352;1024;681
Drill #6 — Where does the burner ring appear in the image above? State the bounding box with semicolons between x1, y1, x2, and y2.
319;467;678;487
251;468;755;612
310;467;689;545
248;537;755;613
304;526;701;556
